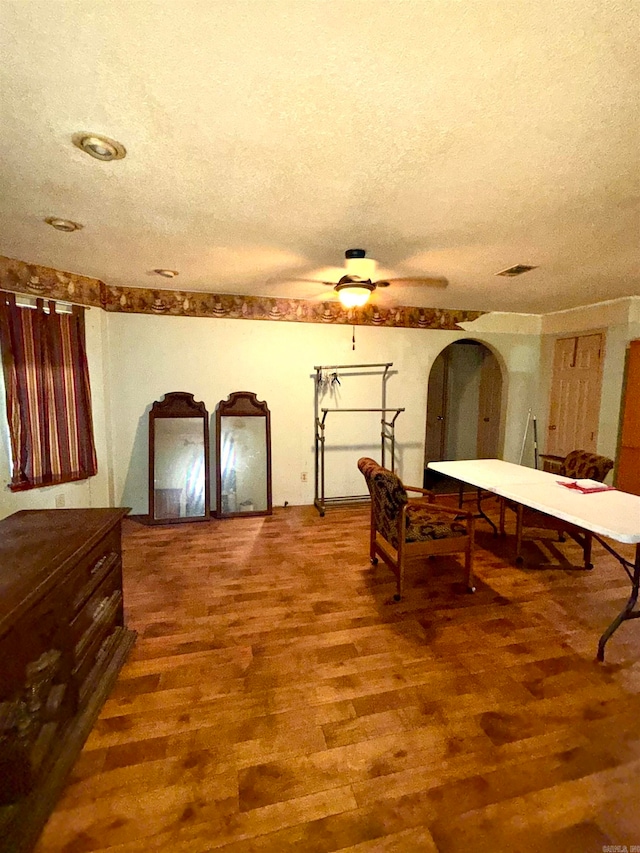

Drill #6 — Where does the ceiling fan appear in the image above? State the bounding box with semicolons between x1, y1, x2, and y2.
309;249;448;308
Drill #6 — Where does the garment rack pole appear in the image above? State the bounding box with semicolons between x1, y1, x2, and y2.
313;363;404;516
314;362;393;371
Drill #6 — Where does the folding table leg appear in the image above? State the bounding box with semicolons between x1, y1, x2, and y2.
515;504;524;565
597;543;640;661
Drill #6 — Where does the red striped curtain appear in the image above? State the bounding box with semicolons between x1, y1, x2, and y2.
0;293;97;491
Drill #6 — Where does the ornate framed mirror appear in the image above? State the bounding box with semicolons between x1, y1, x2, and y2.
148;392;210;524
215;391;272;518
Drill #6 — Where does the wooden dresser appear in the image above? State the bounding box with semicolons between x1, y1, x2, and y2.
0;508;136;853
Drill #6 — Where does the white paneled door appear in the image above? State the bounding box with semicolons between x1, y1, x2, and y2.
546;333;604;457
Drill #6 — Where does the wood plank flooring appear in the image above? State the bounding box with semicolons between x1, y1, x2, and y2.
34;499;640;852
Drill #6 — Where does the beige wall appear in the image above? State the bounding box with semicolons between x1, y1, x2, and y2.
2;296;637;520
104;312;541;515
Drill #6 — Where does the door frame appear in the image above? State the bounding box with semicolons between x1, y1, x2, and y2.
424;338;507;465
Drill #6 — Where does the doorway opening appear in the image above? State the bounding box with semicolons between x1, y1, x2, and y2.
423;339;504;488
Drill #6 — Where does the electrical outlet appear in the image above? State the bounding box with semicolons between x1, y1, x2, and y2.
300;472;308;482
55;494;66;508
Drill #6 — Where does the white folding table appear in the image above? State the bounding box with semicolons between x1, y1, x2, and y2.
428;458;640;660
428;458;575;491
428;458;575;535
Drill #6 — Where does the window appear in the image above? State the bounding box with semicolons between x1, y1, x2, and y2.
0;292;97;491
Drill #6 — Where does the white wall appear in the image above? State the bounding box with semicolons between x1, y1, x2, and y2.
105;312;542;515
14;301;630;519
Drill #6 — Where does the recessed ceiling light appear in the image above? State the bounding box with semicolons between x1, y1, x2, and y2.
153;269;179;278
72;132;126;161
45;217;83;232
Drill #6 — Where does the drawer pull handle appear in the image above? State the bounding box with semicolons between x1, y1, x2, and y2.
91;553;114;575
72;552;118;612
74;592;122;660
91;596;111;621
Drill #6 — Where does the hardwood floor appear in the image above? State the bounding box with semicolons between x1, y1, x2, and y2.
34;499;640;852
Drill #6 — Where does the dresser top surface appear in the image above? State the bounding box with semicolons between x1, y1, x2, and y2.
0;508;130;629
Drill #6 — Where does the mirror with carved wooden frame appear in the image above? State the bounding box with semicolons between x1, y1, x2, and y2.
215;391;272;518
148;392;210;524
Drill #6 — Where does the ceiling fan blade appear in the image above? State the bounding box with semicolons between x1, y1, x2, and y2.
377;277;449;288
274;277;336;285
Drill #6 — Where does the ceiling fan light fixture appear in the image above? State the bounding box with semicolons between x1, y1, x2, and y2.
344;248;376;281
335;279;375;308
153;268;179;278
72;132;126;161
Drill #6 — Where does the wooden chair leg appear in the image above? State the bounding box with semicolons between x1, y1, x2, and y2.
395;537;405;601
466;520;476;592
394;512;407;601
465;549;475;593
369;505;377;563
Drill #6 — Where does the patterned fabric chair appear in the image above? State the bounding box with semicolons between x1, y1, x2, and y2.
558;450;613;481
357;457;475;600
513;449;613;569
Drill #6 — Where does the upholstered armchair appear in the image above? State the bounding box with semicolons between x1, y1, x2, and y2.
357;457;475;600
509;449;614;569
557;450;614;481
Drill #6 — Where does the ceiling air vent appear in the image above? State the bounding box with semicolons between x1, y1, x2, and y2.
495;264;538;277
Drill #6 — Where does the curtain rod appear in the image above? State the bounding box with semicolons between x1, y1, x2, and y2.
1;289;91;311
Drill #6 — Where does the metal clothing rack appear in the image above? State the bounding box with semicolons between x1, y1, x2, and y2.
313;362;404;516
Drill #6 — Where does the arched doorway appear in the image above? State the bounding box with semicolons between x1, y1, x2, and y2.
424;340;504;482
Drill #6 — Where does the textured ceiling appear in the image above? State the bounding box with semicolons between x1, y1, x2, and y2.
1;0;638;313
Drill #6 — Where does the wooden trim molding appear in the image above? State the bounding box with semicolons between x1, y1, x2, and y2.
0;255;485;331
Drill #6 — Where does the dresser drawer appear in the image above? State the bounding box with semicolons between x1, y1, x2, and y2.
65;527;122;615
72;619;122;706
70;566;123;655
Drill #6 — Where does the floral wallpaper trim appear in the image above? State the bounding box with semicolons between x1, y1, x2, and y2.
0;256;102;307
0;256;485;330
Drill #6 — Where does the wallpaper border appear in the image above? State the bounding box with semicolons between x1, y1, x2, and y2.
0;255;485;331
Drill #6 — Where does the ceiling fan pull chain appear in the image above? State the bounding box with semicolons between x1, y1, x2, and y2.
352;325;356;351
